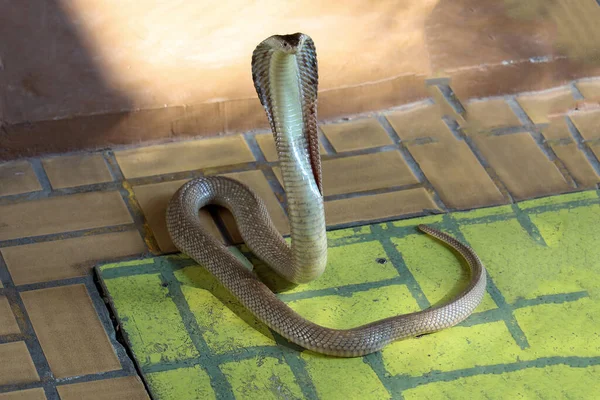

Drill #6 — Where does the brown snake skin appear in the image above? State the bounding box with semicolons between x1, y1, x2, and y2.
166;33;487;357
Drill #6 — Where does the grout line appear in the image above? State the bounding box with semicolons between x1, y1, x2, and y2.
29;158;53;193
103;151;161;254
84;276;139;376
53;368;133;387
442;215;530;350
436;84;467;116
441;115;465;141
159;266;236;400
506;97;578;188
391;356;600;392
446;117;515;203
93;267;156;398
0;223;136;248
570;82;585;100
565;116;600;177
243;132;269;164
318;126;337;155
371;224;431;310
511;204;548;247
377;116;449;212
16;276;89;292
243;133;290;215
323;183;423;202
0;253;60;399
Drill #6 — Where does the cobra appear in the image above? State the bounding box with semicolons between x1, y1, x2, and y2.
166;33;487;357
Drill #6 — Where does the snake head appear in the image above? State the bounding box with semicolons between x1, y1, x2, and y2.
261;33;308;54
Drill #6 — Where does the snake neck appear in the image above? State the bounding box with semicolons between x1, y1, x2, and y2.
269;51;327;283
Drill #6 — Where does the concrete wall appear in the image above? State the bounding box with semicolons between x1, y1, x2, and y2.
1;0;600;159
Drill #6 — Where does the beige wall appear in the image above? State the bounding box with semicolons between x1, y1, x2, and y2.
1;0;600;159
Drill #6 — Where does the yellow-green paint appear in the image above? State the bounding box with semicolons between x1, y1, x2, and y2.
515;298;600;360
327;225;371;238
382;321;522;377
519;189;598;209
288;285;419;329
103;274;200;365
220;356;304;400
301;353;389;399
176;266;275;354
389;214;444;227
286;241;399;294
453;204;514;220
460;204;600;303
100;258;151;270
97;190;600;400
146;365;215;400
403;364;600;399
392;233;497;312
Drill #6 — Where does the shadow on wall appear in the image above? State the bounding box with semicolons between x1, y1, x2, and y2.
423;0;600;98
1;0;600;160
0;0;133;158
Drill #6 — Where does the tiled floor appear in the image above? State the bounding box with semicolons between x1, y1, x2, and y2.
1;78;600;399
97;191;600;399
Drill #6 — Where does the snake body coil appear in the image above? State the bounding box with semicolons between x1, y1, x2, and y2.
167;33;487;357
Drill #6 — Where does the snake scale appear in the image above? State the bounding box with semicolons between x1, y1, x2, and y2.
166;33;487;357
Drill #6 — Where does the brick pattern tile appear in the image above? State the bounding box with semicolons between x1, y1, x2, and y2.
0;388;47;400
407;141;506;208
1;230;146;285
0;161;42;197
215;170;290;244
516;87;576;124
0;342;39;385
575;79;600;101
324;188;439;226
56;376;149;400
320;119;393;152
133;180;224;253
387;105;506;209
461;99;521;131
115;135;255;179
0;296;20;335
271;152;419;197
42;154;113;189
552;144;600;188
0;191;132;241
542;118;600;188
21;284;121;378
386;104;447;141
471;133;571;200
321;152;418;196
570;110;600;140
255;133;327;162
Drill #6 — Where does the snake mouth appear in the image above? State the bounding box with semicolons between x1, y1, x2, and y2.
262;33;307;54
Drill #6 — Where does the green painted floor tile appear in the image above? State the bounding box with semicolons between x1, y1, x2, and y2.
392;233;496;312
300;354;389;399
452;204;514;220
221;356;304;400
103;274;200;365
96;190;600;399
382;321;522;377
460;204;600;303
288;285;418;329
402;364;600;400
515;297;600;360
519;189;599;210
145;365;215;400
286;241;400;294
176;265;275;354
389;214;444;227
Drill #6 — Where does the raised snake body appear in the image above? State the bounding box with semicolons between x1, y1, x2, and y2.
166;33;487;357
